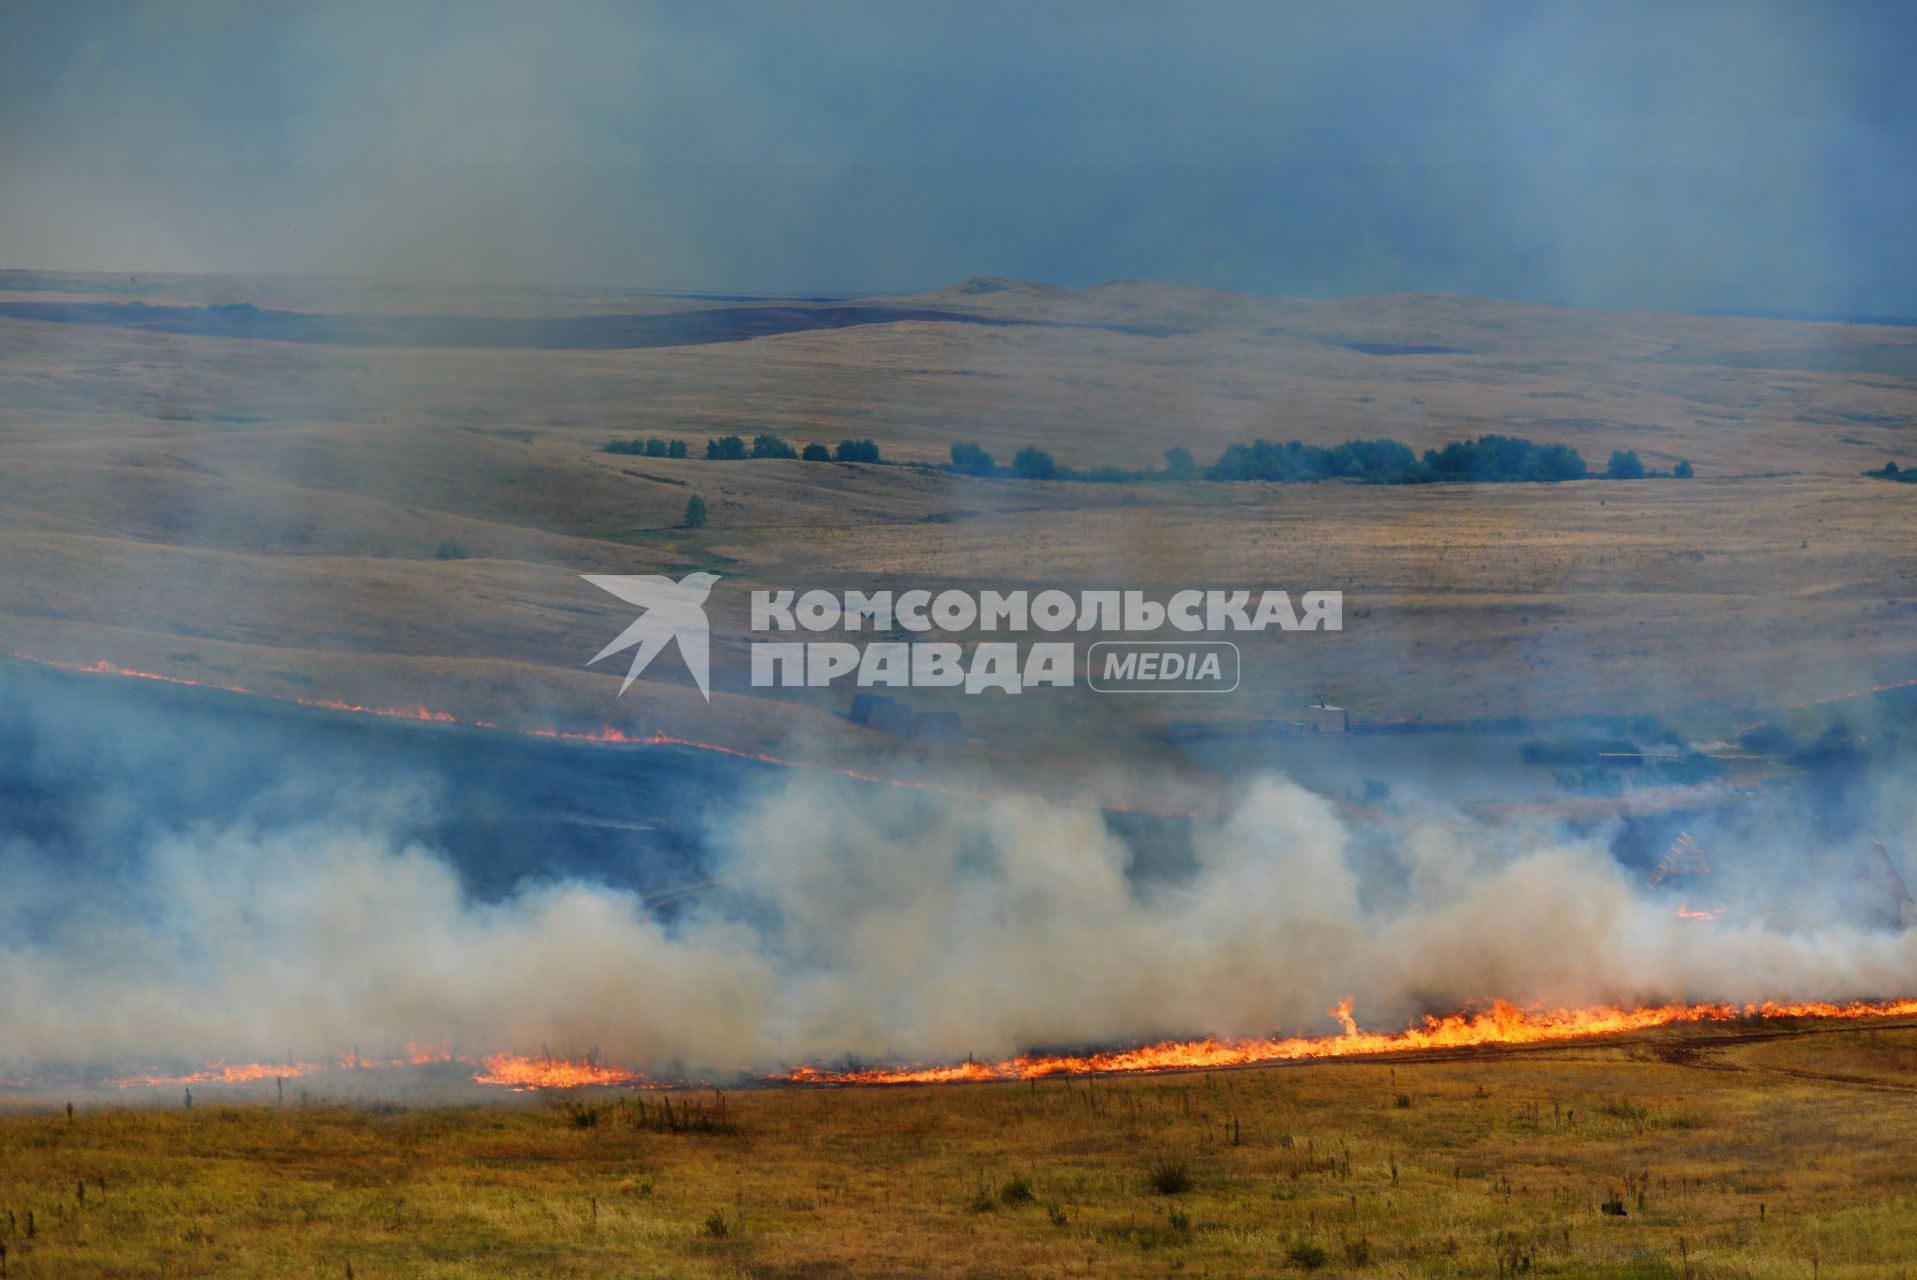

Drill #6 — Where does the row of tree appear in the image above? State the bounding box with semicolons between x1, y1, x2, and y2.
607;430;1697;485
947;436;1693;484
603;436;690;458
951;441;1062;479
606;434;883;464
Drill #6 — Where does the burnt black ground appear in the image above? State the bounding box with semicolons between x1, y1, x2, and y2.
0;662;1199;911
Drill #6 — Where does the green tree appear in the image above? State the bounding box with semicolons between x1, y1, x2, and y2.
1674;459;1694;478
706;435;747;460
1534;443;1588;481
950;442;996;477
667;439;688;458
1012;446;1057;480
643;437;669;457
683;495;708;528
1607;449;1646;480
802;442;830;461
751;433;797;459
834;438;882;463
950;441;995;475
1163;446;1196;479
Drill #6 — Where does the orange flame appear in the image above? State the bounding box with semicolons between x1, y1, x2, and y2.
339;1042;457;1069
472;1053;647;1090
776;996;1917;1085
101;1060;316;1089
76;1050;638;1093
17;650;1917;1095
45;996;1917;1094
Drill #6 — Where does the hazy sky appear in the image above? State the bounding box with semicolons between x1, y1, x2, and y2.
2;0;1913;313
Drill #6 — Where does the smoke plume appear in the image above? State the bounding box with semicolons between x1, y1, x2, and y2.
4;730;1914;1079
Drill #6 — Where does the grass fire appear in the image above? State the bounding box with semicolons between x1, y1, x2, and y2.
8;3;1917;1272
9;1010;1917;1277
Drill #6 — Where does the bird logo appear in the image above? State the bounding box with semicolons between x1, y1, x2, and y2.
581;571;720;700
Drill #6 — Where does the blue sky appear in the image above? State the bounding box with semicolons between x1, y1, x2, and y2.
2;0;1913;313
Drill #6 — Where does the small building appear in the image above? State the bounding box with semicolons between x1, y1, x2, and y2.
848;693;894;727
1649;831;1712;889
1305;702;1348;734
849;693;915;736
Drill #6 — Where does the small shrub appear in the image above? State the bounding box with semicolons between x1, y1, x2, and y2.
623;1093;736;1136
1344;1236;1372;1265
966;1184;998;1213
999;1174;1034;1205
1146;1157;1192;1195
1287;1240;1330;1270
703;1210;729;1238
434;537;468;560
1045;1202;1068;1227
1599;1097;1652;1129
567;1100;601;1129
1167;1206;1191;1233
1394;1093;1413;1109
1601;1192;1627;1216
683;495;708;528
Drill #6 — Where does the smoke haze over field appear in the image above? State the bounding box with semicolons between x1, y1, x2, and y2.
3;1;1917;1088
2;1;1915;314
4;675;1915;1079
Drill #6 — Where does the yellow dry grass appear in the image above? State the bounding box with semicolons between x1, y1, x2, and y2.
6;1022;1917;1278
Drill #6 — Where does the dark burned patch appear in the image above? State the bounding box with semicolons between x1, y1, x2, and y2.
1336;341;1471;356
0;299;1027;349
1647;1042;1740;1072
0;298;1183;349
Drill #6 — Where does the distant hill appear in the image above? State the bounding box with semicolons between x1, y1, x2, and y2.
0;269;1911;769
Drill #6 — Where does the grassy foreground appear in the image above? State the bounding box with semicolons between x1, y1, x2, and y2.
4;1025;1917;1278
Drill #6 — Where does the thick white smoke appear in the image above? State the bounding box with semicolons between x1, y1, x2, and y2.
3;771;1914;1077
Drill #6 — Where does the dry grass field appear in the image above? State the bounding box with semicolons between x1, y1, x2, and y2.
5;1020;1917;1278
1;272;1913;771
